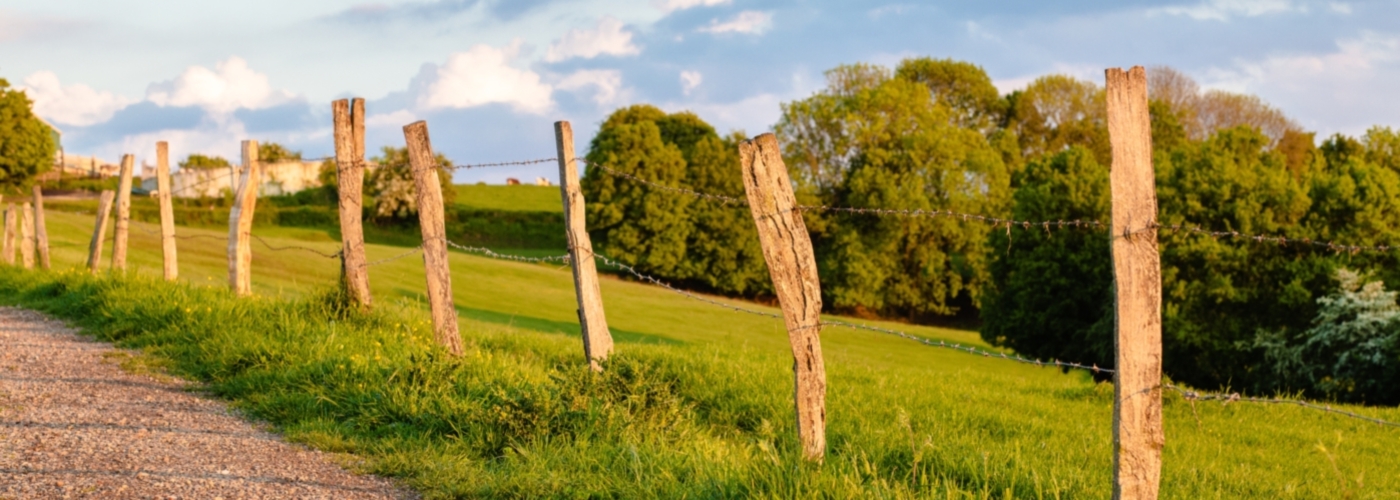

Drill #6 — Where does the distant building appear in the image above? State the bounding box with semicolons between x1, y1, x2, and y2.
34;154;120;181
140;160;334;198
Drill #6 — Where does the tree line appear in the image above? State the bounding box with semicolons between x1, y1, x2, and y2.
583;59;1400;404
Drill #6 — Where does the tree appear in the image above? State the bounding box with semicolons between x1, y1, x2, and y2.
582;105;770;296
179;154;231;170
0;78;58;188
259;142;302;163
894;57;1006;132
365;146;455;222
1003;75;1110;166
1146;66;1301;145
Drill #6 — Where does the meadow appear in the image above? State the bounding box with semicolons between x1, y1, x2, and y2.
0;195;1397;498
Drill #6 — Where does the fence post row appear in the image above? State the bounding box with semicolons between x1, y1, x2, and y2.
86;191;115;273
229;140;260;296
332;98;372;309
738;133;828;462
19;203;34;269
2;203;13;265
1105;66;1165;500
112;154;135;271
32;186;49;270
156;141;179;281
403;121;464;356
554;121;614;371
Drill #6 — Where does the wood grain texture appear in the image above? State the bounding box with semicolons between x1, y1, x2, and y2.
403;121;463;356
86;192;115;273
156;142;178;281
2;203;12;265
19;203;34;269
555;121;613;371
738;133;827;462
1106;66;1164;500
229;141;261;296
112;154;135;272
31;186;49;270
333;98;372;309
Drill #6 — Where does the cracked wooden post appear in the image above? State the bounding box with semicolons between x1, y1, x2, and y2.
333;98;372;309
739;133;827;462
555;121;613;371
403;121;463;356
156;142;178;281
229;140;260;296
86;191;115;273
2;203;13;265
1106;66;1164;500
19;203;34;269
32;186;49;270
112;154;135;272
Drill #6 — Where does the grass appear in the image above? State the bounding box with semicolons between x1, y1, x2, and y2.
455;184;561;213
3;207;1399;498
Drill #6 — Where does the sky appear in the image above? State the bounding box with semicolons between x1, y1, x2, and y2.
3;0;1399;184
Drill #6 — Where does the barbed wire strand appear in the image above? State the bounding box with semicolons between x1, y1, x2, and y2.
251;234;341;259
362;245;424;267
443;239;571;264
1164;384;1400;428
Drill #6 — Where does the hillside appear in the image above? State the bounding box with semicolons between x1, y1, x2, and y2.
2;205;1397;497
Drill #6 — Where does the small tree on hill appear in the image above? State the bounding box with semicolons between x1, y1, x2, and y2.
179;154;231;170
259;142;302;163
0;78;58;188
365;146;455;222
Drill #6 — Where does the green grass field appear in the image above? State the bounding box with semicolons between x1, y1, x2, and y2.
455;184;562;213
1;205;1398;498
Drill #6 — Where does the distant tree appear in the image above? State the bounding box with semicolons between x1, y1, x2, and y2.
364;146;455;222
1147;66;1301;144
179;154;231;170
0;78;58;188
1004;74;1110;166
1362;126;1400;174
259;142;302;163
894;57;1006;132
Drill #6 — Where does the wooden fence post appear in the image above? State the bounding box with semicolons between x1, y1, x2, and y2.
554;121;614;371
1106;66;1164;500
19;203;34;269
228;140;260;296
32;186;49;270
112;154;135;271
333;98;372;308
156;141;179;281
86;191;116;273
738;133;827;462
403;121;463;356
2;204;13;265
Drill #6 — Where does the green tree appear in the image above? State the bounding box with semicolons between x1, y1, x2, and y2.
894;57;1006;132
0;78;58;188
582;105;769;296
365;146;455;222
980;146;1113;370
1003;75;1110;166
259;142;302;163
179;154;231;170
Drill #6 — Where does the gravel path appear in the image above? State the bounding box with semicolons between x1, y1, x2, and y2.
0;307;414;499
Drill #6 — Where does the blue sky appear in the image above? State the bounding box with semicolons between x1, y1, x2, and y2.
3;0;1398;183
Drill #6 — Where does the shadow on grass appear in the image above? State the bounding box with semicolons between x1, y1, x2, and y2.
389;286;684;346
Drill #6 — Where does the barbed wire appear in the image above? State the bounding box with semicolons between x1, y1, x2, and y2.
251;234;341;259
593;253;783;320
363;245;423;267
1164;384;1400;428
443;239;571;264
338;157;559;174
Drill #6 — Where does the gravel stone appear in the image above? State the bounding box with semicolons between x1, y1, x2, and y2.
0;307;414;499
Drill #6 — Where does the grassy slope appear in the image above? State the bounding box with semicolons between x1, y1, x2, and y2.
455;184;562;213
4;207;1399;498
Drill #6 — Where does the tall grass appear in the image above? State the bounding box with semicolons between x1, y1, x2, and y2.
2;267;1398;499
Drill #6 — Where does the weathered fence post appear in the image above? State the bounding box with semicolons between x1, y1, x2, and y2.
403;121;463;356
32;186;49;270
738;133;827;462
86;191;116;272
333;98;372;309
19;203;34;269
229;140;260;296
156;141;179;281
1105;66;1164;500
2;204;13;265
112;154;135;271
555;121;614;371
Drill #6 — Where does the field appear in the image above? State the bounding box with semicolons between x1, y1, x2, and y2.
1;196;1397;498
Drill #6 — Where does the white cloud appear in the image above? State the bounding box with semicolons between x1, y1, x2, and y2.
557;69;627;107
680;70;703;96
699;11;774;35
416;41;554;114
545;17;640;63
364;110;419;128
1202;32;1400;135
1149;0;1300;21
18;71;133;127
146;57;294;115
653;0;730;14
1328;2;1352;14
